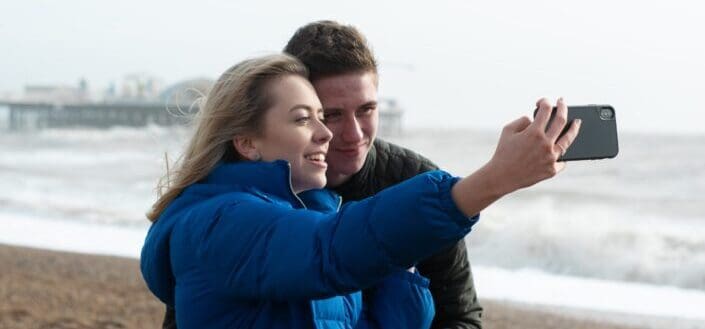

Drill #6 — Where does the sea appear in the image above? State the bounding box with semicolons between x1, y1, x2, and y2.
1;115;704;327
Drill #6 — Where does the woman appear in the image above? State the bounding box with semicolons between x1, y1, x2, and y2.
141;54;579;328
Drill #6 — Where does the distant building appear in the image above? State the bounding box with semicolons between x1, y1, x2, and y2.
159;78;214;106
0;91;17;102
23;83;90;104
104;73;163;103
378;98;403;135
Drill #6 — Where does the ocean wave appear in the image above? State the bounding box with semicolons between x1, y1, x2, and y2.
467;195;705;290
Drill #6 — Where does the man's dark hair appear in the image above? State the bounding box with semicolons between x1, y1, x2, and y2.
283;20;377;81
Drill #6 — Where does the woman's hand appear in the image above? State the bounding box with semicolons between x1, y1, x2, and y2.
450;97;581;217
487;97;581;196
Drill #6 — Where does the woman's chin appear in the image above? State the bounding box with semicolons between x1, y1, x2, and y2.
294;176;327;193
309;176;327;190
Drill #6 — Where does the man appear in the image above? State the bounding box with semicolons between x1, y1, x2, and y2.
284;21;483;329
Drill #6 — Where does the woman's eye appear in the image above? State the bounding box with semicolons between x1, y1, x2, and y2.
295;116;310;124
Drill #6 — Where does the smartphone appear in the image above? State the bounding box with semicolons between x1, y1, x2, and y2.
533;105;619;161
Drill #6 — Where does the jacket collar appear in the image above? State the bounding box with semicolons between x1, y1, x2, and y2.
203;160;302;206
203;160;340;211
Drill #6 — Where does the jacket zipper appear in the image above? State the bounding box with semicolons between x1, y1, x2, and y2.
285;162;307;209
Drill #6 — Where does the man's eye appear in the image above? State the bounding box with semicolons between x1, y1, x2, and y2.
324;112;341;120
359;106;376;115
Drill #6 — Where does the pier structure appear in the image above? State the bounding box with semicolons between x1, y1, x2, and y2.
0;98;403;135
1;102;195;130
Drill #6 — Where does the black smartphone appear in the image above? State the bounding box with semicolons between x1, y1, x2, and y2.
533;105;619;161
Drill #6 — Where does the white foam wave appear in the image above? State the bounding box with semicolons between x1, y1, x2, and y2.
474;265;705;326
467;195;705;290
0;212;148;258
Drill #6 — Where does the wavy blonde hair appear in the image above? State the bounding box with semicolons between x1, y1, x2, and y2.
147;54;308;222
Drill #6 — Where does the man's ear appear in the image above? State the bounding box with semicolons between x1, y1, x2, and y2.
232;135;260;161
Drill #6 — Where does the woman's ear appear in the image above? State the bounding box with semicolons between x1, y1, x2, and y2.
232;135;261;161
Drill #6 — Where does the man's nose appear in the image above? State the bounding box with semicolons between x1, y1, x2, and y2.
341;117;363;143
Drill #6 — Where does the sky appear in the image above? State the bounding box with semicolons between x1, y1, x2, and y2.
1;0;703;134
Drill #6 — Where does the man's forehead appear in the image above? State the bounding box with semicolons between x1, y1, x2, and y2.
313;72;377;105
314;71;377;88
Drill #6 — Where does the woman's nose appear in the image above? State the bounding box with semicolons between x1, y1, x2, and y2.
314;120;333;144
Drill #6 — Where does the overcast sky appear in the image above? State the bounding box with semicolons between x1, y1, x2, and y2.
1;0;703;134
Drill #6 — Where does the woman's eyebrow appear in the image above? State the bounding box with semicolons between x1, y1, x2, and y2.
289;105;324;114
288;104;313;112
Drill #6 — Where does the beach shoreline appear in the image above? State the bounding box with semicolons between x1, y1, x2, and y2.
3;243;689;329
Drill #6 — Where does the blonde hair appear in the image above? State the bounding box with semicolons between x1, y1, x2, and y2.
147;54;308;222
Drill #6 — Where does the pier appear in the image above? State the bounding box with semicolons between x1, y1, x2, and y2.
1;102;195;131
0;99;403;135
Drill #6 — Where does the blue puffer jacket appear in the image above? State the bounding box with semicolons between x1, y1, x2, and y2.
141;160;479;328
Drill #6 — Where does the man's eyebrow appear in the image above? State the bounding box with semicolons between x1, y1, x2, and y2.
323;101;378;112
358;101;377;109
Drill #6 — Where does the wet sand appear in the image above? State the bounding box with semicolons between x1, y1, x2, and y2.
0;244;654;329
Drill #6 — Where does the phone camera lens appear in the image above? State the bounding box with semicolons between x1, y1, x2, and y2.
599;108;614;120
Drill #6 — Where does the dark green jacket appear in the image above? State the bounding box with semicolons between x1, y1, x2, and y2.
161;138;482;329
331;139;482;329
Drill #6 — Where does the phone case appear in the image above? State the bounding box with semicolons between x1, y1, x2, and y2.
535;105;619;161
